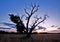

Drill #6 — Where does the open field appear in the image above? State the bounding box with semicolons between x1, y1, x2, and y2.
0;34;60;42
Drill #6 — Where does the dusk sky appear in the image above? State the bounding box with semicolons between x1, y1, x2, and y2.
0;0;60;32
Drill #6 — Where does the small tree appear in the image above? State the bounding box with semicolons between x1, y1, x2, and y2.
9;14;25;33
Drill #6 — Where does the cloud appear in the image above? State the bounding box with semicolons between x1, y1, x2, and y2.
38;26;46;30
58;27;60;29
0;22;16;32
47;29;60;33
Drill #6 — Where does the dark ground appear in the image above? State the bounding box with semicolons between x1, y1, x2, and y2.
0;33;60;42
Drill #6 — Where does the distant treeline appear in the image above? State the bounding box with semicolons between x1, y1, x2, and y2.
0;31;60;34
0;31;48;34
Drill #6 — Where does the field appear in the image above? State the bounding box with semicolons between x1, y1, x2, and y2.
0;34;60;42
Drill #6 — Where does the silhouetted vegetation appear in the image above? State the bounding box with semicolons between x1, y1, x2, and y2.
9;14;25;33
9;3;49;38
0;31;9;34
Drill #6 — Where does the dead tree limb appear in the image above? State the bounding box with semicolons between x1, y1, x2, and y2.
27;15;48;37
24;4;39;33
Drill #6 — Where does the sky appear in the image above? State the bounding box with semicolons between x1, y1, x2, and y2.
0;0;60;32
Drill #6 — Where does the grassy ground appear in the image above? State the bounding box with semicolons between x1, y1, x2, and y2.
0;34;60;42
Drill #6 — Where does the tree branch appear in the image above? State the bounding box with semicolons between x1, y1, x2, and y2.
20;15;25;20
24;4;39;33
31;4;39;15
35;15;47;28
28;15;47;36
24;9;30;16
31;17;40;28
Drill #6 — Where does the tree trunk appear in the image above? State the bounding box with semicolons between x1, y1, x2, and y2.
26;27;34;37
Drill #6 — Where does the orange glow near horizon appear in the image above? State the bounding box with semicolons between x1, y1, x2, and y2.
36;30;41;34
34;27;58;33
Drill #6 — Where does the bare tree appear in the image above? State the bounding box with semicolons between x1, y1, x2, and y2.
24;4;39;33
24;4;48;37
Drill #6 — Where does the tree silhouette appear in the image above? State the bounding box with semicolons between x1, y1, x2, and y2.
24;4;48;37
9;14;25;33
9;3;49;37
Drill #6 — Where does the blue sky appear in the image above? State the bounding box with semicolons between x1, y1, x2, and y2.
0;0;60;30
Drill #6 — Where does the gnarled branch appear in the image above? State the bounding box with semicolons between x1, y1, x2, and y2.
24;9;30;16
24;4;39;33
28;15;48;36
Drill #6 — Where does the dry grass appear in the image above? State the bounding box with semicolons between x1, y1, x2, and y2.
0;34;60;42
